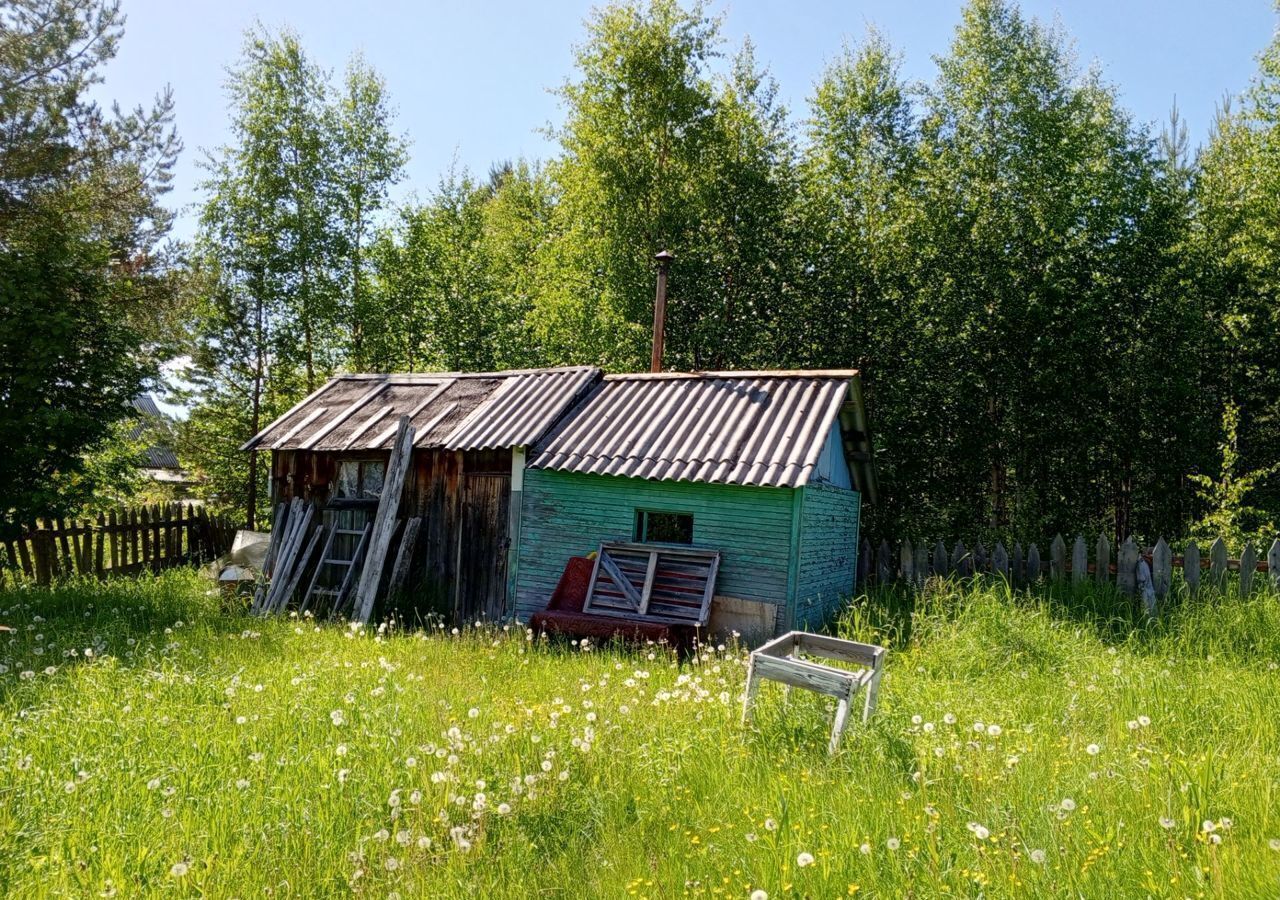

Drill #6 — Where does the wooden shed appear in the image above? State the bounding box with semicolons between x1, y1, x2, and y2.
242;367;600;623
511;371;877;644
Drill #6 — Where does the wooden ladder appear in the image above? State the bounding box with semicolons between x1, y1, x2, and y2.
302;524;372;619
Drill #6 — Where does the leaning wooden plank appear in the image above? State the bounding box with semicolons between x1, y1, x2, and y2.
353;417;416;624
275;525;326;613
594;550;644;610
268;505;314;613
386;517;423;600
259;504;307;614
262;501;289;577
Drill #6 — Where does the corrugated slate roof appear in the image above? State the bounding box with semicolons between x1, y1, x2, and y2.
130;395;181;469
241;367;600;453
529;371;861;489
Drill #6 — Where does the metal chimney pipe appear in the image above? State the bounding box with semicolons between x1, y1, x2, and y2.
651;250;674;373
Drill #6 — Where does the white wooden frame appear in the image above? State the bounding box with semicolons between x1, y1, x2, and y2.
582;541;720;626
741;631;886;753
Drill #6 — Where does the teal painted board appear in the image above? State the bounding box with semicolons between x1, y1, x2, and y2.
792;483;860;629
514;470;796;621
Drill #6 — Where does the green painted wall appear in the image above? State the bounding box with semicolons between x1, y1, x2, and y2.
792;482;861;629
513;470;795;623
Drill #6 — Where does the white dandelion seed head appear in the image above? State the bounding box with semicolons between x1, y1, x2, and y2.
1030;849;1046;864
750;891;768;900
796;852;815;868
1086;743;1100;755
1159;816;1176;830
886;837;901;850
169;862;189;878
1060;798;1077;812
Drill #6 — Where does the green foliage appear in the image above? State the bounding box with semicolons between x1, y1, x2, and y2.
176;0;1280;542
0;0;181;524
1189;403;1278;552
2;572;1279;896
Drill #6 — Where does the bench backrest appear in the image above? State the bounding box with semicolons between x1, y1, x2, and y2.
583;541;721;626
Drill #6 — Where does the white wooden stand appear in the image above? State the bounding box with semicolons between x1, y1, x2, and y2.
741;631;886;753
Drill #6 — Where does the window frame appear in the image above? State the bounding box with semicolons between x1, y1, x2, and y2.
633;508;695;545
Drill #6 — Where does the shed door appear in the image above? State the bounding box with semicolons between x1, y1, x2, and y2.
456;473;511;622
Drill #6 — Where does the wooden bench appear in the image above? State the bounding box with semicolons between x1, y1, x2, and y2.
529;542;720;647
741;631;887;753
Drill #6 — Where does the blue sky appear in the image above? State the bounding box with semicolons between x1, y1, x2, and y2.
97;0;1278;239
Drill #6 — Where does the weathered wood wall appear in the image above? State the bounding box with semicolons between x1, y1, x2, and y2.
269;446;512;623
792;483;862;630
512;469;865;636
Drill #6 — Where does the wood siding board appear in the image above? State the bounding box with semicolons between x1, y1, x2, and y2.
513;470;795;623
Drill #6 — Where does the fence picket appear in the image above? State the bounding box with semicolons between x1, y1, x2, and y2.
1117;538;1139;595
974;542;988;574
933;540;948;576
1152;537;1172;600
1011;542;1024;586
1050;535;1066;582
1096;534;1111;584
1240;543;1257;598
1026;544;1041;583
993;542;1009;579
1270;539;1280;592
914;541;928;588
1071;535;1087;584
877;539;893;583
952;540;969;577
900;539;914;587
1209;538;1228;590
1183;540;1201;595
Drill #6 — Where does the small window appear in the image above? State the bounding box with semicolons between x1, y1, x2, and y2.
634;509;693;544
336;460;386;501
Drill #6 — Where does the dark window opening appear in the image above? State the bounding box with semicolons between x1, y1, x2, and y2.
335;459;386;502
634;509;694;544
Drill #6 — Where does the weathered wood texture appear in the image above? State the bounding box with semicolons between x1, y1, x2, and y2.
354;418;416;624
513;469;862;638
742;631;886;753
1;504;235;584
857;531;1279;607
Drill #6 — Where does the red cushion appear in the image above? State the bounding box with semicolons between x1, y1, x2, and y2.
546;556;594;613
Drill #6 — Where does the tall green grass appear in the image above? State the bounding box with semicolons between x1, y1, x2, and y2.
1;572;1277;897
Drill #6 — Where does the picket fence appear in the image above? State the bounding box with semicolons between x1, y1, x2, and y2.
0;503;236;586
857;533;1280;610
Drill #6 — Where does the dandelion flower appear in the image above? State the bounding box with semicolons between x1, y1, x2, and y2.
1159;817;1176;830
764;818;778;832
796;852;815;868
986;724;1002;737
1060;798;1076;812
169;862;189;878
385;857;400;871
751;891;768;900
859;842;871;855
943;713;957;725
1138;715;1151;727
1268;838;1280;852
886;837;900;851
967;822;990;840
1029;849;1046;864
1202;820;1216;833
235;778;249;790
1086;743;1100;755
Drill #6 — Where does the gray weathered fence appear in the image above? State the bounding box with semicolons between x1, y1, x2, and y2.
0;503;236;586
858;534;1280;609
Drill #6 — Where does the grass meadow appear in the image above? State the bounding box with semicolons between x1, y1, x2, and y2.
1;571;1279;898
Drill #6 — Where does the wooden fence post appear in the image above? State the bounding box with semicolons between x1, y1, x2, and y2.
1071;535;1087;584
974;542;988;574
1116;538;1138;596
993;542;1009;580
914;541;928;588
1152;537;1172;601
1239;542;1257;598
856;537;871;589
952;540;970;577
877;539;893;583
1026;544;1041;584
932;541;948;577
1011;542;1024;586
899;539;914;587
1096;534;1110;584
1209;538;1228;591
1183;540;1200;596
1269;538;1280;592
1050;535;1066;582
